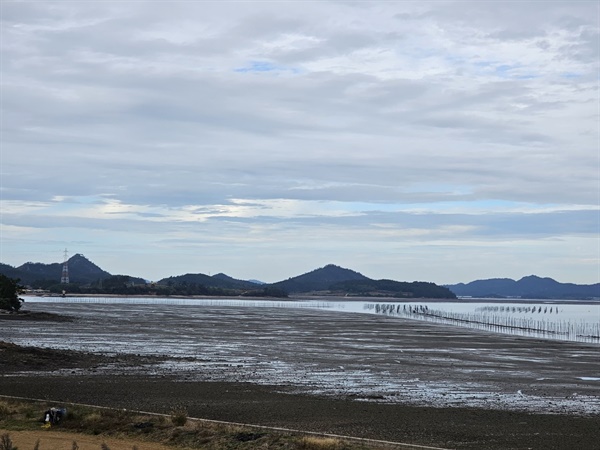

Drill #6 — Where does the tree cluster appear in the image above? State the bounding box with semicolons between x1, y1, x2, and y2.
0;275;24;312
330;279;456;299
38;275;289;298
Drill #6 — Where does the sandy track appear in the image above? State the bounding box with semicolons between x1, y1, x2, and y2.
0;429;172;450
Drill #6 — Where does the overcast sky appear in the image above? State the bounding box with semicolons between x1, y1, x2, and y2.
1;1;598;284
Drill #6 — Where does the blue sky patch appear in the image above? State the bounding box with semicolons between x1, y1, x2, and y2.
560;72;581;79
234;61;300;74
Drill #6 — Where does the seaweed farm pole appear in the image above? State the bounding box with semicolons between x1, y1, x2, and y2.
370;302;599;344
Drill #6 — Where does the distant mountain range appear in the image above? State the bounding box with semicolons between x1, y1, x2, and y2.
2;254;597;299
158;264;455;298
446;276;600;300
0;255;455;298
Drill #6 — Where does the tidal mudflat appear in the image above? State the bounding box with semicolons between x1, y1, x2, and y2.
3;299;600;414
1;298;599;449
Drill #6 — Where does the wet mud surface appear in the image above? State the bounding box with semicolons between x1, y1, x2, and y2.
1;301;599;449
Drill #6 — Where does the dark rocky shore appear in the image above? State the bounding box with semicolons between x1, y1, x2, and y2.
1;341;599;450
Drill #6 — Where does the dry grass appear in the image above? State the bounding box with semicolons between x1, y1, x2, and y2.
81;413;103;425
299;436;346;449
1;433;17;450
168;405;187;427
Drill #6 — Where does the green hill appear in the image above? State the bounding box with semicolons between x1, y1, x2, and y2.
157;272;257;290
271;264;368;293
5;254;111;286
270;264;456;298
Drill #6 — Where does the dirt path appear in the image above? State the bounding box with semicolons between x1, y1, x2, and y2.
0;429;173;450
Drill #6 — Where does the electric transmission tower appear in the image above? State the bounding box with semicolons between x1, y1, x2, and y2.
61;248;70;284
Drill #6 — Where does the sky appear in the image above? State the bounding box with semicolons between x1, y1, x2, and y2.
1;1;599;285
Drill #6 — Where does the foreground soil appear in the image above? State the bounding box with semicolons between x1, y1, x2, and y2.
2;372;599;450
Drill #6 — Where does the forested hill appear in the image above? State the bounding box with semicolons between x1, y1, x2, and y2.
270;264;368;293
157;273;258;290
6;254;111;285
1;254;143;292
446;276;600;300
331;279;456;299
271;264;456;298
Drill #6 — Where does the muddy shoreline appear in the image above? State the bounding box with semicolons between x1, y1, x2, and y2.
23;293;600;304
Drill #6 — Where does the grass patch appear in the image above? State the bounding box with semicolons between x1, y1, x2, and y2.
0;401;38;431
0;398;381;449
168;405;187;427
